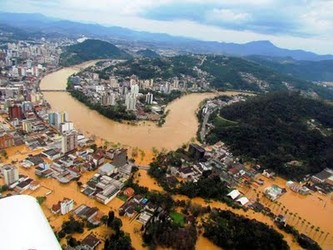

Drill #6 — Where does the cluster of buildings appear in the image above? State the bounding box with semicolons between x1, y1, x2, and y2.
309;168;333;194
120;193;160;225
0;40;63;151
264;185;287;201
81;148;133;205
166;143;259;190
199;95;246;143
68;56;211;121
51;198;74;215
0;164;40;193
74;204;105;226
1;41;60;77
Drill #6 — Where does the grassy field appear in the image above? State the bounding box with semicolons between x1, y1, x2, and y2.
170;211;185;226
215;116;238;127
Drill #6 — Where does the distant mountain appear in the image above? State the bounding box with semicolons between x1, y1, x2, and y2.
60;39;131;66
195;40;333;61
136;49;160;58
0;12;193;43
247;55;333;82
1;12;333;61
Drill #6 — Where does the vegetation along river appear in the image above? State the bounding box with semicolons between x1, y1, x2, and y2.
40;61;244;150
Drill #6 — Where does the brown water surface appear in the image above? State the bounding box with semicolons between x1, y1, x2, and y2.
40;62;245;150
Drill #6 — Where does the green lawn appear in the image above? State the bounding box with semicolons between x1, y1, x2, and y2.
170;211;185;226
216;116;238;127
117;194;129;201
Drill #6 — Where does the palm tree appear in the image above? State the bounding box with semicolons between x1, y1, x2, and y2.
313;227;320;239
324;232;329;240
300;219;305;227
309;225;315;236
288;212;293;223
305;221;310;231
284;209;289;219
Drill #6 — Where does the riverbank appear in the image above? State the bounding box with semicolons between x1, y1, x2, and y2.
40;62;247;150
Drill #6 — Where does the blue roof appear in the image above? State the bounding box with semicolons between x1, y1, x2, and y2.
99;163;115;172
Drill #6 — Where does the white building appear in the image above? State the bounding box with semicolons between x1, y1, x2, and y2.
48;112;68;129
0;195;61;250
130;84;140;96
173;78;179;89
109;76;119;88
22;120;33;133
61;130;78;154
125;93;137;111
95;85;105;93
110;92;116;106
60;198;74;215
1;165;19;185
60;122;74;133
145;92;154;104
92;73;99;80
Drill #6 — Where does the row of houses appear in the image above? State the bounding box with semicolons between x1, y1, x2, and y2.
74;204;104;226
119;195;160;225
82;161;132;204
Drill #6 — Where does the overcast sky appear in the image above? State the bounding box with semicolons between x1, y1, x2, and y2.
1;0;333;54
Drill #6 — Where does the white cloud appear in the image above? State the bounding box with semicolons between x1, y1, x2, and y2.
1;0;333;54
205;8;251;23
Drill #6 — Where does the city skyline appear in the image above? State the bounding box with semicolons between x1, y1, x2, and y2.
1;0;333;54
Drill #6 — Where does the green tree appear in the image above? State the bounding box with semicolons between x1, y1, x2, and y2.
36;196;46;205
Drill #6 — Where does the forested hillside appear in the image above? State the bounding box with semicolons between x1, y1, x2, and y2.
95;54;333;100
207;92;333;179
247;56;333;82
60;39;131;66
203;210;289;250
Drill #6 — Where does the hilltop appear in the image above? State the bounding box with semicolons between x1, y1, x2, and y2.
60;39;131;66
206;92;333;179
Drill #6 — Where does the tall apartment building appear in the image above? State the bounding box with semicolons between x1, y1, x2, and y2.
61;131;78;154
0;133;15;149
48;112;68;128
145;92;154;104
2;165;19;185
125;93;137;111
109;76;119;88
130;84;140;96
8;104;24;120
101;93;116;106
22;120;33;133
60;122;74;133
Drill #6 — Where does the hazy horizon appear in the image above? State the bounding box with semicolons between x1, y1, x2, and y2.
1;0;333;55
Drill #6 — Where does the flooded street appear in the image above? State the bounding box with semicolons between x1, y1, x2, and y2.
24;62;332;250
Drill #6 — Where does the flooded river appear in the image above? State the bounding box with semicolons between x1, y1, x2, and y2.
40;62;244;150
37;62;333;250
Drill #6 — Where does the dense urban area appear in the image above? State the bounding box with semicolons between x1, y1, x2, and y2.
0;31;333;250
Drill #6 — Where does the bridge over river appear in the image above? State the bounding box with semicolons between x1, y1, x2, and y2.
40;89;67;92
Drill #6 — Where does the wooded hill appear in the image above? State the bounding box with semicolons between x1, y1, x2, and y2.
60;39;130;66
207;92;333;179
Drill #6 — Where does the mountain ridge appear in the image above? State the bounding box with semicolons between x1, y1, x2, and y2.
1;12;332;61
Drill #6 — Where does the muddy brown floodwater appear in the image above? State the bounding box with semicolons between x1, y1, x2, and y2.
40;62;246;151
37;62;333;250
